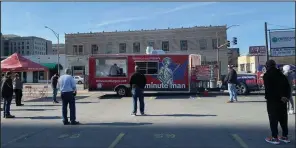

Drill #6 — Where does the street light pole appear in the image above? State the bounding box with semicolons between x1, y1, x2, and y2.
216;25;239;81
45;26;60;74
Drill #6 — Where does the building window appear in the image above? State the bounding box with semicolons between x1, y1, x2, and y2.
78;45;83;54
26;51;29;55
27;46;29;49
119;43;126;53
27;41;29;44
212;38;221;49
135;62;158;75
180;40;188;51
133;42;140;53
106;42;112;54
148;41;154;47
73;45;78;55
199;39;207;50
39;71;44;80
22;46;24;49
246;63;251;72
22;42;24;45
162;41;169;51
91;44;99;54
240;64;245;71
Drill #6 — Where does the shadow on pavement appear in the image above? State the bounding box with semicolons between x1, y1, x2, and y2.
14;116;62;119
76;101;98;104
82;122;153;126
24;104;61;107
144;114;217;117
11;108;56;111
24;96;89;102
236;101;266;103
1;124;295;148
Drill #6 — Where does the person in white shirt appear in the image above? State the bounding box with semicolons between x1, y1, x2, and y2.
58;68;79;125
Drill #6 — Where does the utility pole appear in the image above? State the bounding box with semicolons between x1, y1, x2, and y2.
264;22;269;61
216;32;220;81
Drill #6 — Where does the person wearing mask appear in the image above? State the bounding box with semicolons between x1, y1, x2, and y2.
129;65;147;116
224;65;238;103
1;72;15;118
58;68;79;125
109;63;120;76
282;65;295;115
263;60;291;144
13;73;24;106
51;73;59;103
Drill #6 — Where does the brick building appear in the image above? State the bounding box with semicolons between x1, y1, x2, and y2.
65;25;230;75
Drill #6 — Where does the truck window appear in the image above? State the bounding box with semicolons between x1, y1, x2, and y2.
95;57;127;77
135;62;158;75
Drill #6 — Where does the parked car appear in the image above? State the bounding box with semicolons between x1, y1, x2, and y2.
73;76;84;84
220;73;260;95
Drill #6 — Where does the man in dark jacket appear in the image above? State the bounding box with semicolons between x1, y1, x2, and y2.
129;65;147;116
13;73;24;106
1;72;15;118
51;73;59;103
263;60;291;144
224;65;238;103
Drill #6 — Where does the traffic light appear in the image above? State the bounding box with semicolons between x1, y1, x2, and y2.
233;37;237;45
227;40;230;47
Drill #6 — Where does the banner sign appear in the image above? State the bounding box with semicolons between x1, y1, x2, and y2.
249;46;267;56
270;31;295;48
270;47;295;57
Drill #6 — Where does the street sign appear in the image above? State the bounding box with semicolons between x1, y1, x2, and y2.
249;46;267;56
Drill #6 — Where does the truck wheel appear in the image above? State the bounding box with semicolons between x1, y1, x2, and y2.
116;87;127;97
78;81;82;84
236;83;249;95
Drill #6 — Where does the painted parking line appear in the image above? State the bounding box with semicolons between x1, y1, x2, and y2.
231;134;248;148
108;132;125;148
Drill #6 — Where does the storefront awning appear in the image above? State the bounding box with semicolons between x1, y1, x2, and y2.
40;63;63;70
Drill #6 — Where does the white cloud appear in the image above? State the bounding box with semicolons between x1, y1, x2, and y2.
224;10;256;16
94;2;218;28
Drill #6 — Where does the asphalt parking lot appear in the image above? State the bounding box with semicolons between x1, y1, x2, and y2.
1;94;295;148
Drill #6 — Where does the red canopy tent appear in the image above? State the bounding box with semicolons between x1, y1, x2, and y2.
1;53;48;72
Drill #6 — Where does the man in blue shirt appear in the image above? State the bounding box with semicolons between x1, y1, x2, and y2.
58;68;79;125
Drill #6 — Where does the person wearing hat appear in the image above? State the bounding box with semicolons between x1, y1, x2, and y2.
1;72;15;118
282;65;295;115
263;60;291;144
58;68;79;125
13;73;24;106
224;65;238;103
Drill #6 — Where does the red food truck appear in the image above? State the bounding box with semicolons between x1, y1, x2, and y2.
88;54;215;96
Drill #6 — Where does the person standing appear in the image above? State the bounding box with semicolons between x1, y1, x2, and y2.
58;69;79;125
129;65;147;116
224;65;238;103
13;73;24;106
1;72;15;118
263;60;291;144
282;65;295;115
51;73;59;103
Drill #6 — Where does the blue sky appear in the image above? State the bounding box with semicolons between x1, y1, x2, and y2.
2;2;295;55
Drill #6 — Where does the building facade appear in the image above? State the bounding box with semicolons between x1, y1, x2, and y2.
51;43;65;55
237;55;266;73
65;26;230;75
1;35;52;56
227;48;240;67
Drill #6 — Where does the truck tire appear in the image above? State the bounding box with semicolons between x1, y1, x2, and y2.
236;82;249;95
116;86;127;97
